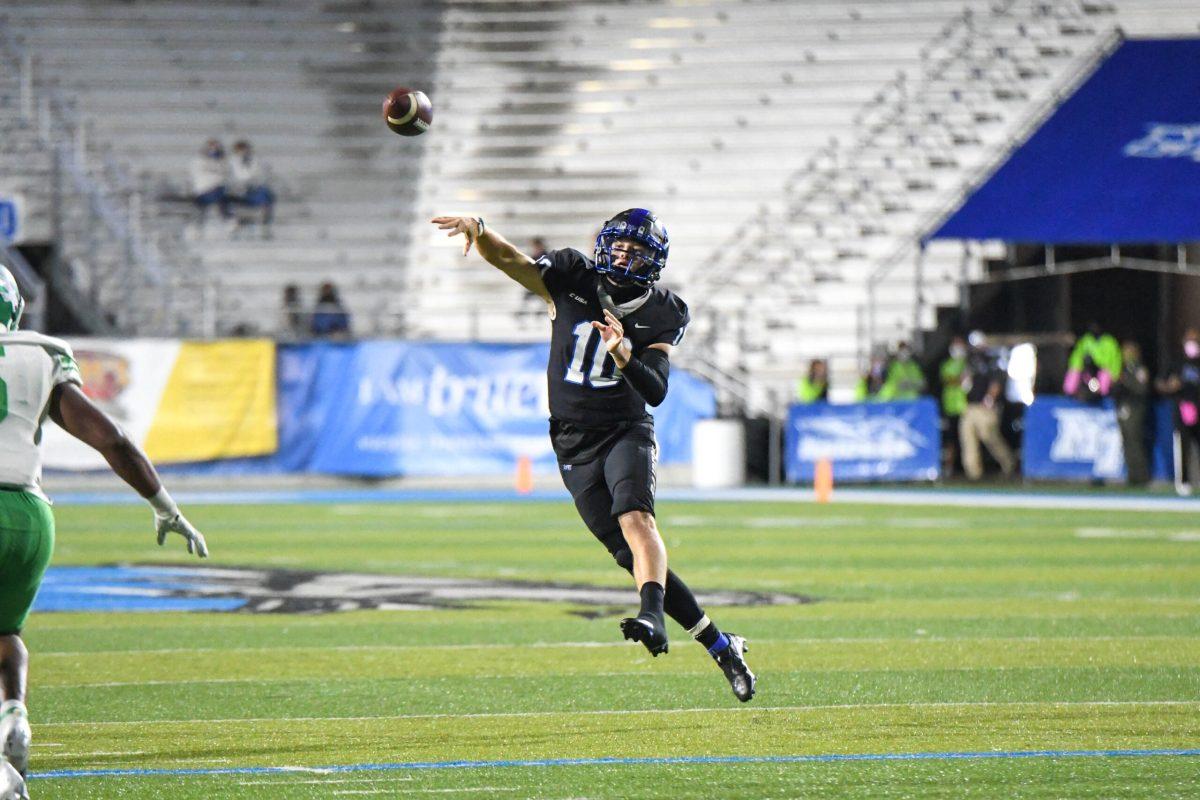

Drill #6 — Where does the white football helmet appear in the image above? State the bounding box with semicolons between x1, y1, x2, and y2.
0;265;23;331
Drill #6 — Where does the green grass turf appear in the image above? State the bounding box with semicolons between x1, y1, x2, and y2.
19;499;1200;798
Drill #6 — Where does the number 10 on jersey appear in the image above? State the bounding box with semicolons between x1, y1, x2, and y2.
564;321;622;389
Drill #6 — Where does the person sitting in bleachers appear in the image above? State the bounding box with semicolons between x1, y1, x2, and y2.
229;140;276;238
281;284;305;339
188;139;231;232
310;282;351;339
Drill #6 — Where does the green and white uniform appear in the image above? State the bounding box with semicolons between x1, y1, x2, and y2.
0;331;81;633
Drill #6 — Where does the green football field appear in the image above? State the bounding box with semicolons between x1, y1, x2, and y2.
20;497;1200;798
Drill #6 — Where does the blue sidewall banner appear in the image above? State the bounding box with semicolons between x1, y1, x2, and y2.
785;399;941;483
1022;397;1173;481
170;341;715;477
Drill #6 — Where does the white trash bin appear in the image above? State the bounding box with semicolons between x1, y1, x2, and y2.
691;419;746;488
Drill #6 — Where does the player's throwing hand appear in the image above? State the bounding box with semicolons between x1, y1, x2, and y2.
593;309;632;364
431;216;482;256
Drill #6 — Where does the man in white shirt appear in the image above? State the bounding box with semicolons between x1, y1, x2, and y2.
189;139;231;226
230;140;275;237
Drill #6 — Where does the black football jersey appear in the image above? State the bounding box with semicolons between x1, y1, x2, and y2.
536;248;690;428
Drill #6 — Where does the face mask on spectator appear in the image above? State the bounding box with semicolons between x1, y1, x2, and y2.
208;146;224;159
950;344;966;359
1185;340;1200;359
897;349;911;362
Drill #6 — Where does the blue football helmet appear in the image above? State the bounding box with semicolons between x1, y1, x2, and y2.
593;208;669;285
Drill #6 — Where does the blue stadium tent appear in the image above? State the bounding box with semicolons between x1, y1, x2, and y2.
927;37;1200;245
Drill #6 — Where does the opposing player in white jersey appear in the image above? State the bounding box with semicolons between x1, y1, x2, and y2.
0;266;208;799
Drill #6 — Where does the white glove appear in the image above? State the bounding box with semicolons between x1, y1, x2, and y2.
155;511;209;558
148;488;209;558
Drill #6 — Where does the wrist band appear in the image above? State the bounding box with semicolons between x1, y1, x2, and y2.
147;487;179;517
474;217;486;237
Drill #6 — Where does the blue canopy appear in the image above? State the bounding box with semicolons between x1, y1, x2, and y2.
929;38;1200;244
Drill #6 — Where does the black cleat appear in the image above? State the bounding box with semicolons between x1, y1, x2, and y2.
620;614;669;656
713;633;756;702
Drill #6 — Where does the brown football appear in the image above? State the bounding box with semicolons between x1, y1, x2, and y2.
382;87;433;136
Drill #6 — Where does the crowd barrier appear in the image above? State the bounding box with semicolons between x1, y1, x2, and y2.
44;339;716;477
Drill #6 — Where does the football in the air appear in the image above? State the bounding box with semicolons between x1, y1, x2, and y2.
382;87;433;136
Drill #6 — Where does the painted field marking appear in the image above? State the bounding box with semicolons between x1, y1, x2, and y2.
30;748;1200;781
39;632;1199;660
49;485;1200;514
33;699;1200;728
236;776;415;786
1076;528;1200;541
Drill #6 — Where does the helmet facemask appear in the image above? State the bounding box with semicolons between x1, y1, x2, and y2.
593;209;669;286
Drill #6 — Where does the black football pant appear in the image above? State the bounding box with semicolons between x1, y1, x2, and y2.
557;425;706;631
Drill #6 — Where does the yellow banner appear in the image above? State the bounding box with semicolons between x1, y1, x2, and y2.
143;340;277;463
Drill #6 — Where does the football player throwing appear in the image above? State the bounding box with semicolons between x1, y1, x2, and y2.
431;210;755;702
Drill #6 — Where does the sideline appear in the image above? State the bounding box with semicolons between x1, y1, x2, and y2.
32;748;1200;781
48;485;1200;513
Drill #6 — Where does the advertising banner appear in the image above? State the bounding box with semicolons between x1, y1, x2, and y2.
785;399;941;483
42;339;277;469
1022;397;1173;481
271;341;715;476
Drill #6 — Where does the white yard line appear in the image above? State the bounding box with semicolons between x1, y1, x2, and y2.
35;699;1200;728
38;633;1200;659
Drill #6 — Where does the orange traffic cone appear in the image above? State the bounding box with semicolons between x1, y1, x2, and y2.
814;458;833;503
515;455;534;495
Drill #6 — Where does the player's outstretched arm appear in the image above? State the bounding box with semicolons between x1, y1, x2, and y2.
48;383;209;557
431;215;551;303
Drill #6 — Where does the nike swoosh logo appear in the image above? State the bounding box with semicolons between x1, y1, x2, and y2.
634;323;650;329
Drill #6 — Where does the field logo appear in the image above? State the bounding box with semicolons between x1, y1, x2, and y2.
1049;407;1124;477
35;565;814;614
1123;123;1200;161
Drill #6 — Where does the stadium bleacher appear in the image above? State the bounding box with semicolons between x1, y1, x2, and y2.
2;0;1197;409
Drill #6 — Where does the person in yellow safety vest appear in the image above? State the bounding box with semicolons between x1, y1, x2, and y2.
879;341;926;401
939;335;969;476
854;351;889;402
1063;321;1122;400
796;359;829;403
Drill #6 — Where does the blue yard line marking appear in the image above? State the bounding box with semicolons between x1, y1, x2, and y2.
31;748;1200;781
48;485;1200;512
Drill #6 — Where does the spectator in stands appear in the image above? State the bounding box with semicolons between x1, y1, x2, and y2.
1114;340;1151;486
796;359;829;403
960;333;1016;481
189;139;231;229
281;284;305;339
854;349;889;402
1063;321;1121;402
229;140;275;238
1155;328;1200;491
310;281;351;338
879;341;926;400
939;335;969;477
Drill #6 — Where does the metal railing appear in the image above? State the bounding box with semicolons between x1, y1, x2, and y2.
0;19;193;334
861;21;1124;350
